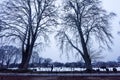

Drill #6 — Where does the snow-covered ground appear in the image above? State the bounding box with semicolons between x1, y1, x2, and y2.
28;67;120;72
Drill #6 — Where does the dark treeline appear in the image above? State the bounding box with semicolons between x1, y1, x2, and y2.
2;59;120;69
0;45;119;69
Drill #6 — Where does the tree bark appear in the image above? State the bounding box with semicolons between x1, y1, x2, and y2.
19;51;33;69
83;55;92;71
79;31;92;70
19;45;33;69
78;25;92;70
19;37;35;69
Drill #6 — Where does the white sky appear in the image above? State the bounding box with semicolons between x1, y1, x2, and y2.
40;0;120;63
100;0;120;61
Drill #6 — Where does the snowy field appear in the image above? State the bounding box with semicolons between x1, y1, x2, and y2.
27;67;120;72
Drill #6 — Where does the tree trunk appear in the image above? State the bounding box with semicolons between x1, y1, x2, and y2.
19;38;35;69
19;52;33;69
83;55;92;71
19;46;33;69
80;37;92;71
78;24;92;70
6;60;10;68
19;53;29;69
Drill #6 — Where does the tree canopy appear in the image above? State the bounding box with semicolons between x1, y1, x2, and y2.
56;0;115;70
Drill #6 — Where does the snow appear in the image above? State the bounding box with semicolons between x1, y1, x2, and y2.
28;67;120;71
9;67;120;72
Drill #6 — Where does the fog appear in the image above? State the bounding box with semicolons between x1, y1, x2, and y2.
41;0;120;62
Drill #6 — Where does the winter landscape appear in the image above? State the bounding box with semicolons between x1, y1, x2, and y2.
0;0;120;80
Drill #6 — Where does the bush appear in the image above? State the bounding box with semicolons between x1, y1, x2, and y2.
113;68;117;72
96;69;100;72
106;68;109;72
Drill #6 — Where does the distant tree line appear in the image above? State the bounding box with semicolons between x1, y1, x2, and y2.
0;45;120;70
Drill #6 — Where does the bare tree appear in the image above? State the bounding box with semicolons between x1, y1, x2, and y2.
0;45;20;68
43;58;52;67
117;56;120;63
56;0;115;70
0;0;57;69
0;48;5;68
30;51;40;64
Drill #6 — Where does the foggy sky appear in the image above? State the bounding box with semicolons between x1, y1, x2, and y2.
41;0;120;62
